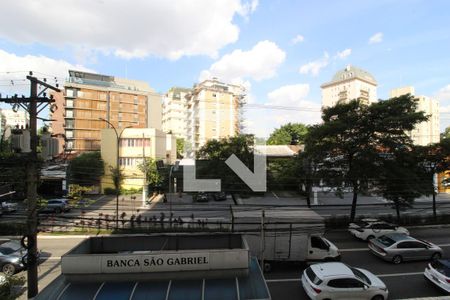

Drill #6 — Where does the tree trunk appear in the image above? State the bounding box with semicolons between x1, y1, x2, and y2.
350;188;358;222
395;199;401;223
306;181;311;208
432;191;437;220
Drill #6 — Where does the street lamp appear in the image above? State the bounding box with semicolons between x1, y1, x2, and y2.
98;117;135;230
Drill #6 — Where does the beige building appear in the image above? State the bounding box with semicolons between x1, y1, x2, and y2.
185;78;245;155
51;70;162;153
162;87;191;138
390;86;440;146
321;65;378;108
100;128;176;191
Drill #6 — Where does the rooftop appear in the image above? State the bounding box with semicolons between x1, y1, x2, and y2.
37;257;270;300
311;262;353;278
67;70;155;93
321;65;377;87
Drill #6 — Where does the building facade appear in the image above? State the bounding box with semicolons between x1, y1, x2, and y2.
51;70;162;153
0;109;30;139
162;87;191;138
185;78;245;155
321;65;378;108
390;86;440;146
100;128;176;191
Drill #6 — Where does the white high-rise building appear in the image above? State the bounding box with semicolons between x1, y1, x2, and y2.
321;65;378;108
2;109;29;129
185;78;245;155
162;87;191;139
390;86;440;146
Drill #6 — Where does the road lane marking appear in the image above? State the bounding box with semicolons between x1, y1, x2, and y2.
266;278;300;283
266;271;425;283
376;272;423;278
40;256;61;261
339;243;450;252
340;248;368;252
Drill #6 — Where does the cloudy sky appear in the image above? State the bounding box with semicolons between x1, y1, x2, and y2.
1;0;450;136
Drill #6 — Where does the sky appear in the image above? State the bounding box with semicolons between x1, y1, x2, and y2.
1;0;450;137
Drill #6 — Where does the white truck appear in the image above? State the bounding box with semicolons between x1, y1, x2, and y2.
232;207;340;271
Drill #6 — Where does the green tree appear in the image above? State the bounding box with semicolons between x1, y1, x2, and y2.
415;140;450;219
0;153;30;199
196;135;254;194
440;126;450;140
109;166;124;194
267;123;308;145
138;157;162;186
305;95;427;221
176;138;185;159
67;152;104;186
375;149;424;222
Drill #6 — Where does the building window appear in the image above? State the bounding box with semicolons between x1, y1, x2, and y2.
66;89;74;97
65;130;73;138
65;110;73;118
66;99;73;108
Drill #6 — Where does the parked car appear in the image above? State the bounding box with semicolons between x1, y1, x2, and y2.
1;201;18;213
211;192;227;201
0;240;26;275
39;199;71;213
424;259;450;293
349;218;409;241
194;192;209;202
301;262;388;300
369;233;443;264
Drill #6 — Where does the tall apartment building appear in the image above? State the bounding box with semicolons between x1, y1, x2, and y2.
51;70;162;153
162;87;191;138
321;65;378;108
390;86;440;146
185;78;245;155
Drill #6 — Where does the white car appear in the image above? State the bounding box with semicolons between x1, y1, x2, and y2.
349;218;409;241
1;201;18;213
424;259;450;293
301;262;388;300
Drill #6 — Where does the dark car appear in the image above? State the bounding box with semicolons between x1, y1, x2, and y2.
0;240;26;275
194;192;210;202
212;192;227;201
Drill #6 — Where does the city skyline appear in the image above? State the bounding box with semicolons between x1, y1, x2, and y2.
0;0;449;137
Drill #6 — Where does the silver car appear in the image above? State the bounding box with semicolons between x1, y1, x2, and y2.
369;233;443;264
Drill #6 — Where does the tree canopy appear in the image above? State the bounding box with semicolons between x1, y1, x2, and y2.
304;95;428;221
196;135;254;193
267;123;308;145
67;151;105;186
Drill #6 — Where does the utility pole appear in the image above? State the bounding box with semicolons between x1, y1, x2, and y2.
0;73;59;298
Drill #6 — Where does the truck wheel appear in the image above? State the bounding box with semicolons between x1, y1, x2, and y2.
263;262;272;272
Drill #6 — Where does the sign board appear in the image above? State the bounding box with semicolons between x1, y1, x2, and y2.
62;250;248;275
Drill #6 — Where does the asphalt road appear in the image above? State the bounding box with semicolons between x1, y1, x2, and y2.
4;226;448;300
266;227;450;300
